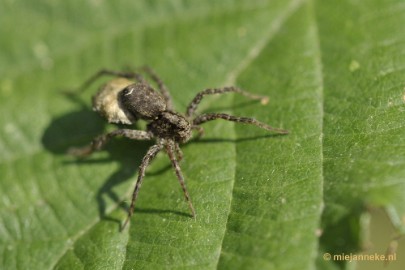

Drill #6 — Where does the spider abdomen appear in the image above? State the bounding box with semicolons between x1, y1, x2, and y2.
119;83;167;120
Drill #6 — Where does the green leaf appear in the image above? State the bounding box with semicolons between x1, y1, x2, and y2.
317;0;405;259
0;0;404;270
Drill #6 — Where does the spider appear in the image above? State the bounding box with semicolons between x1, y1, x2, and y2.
68;66;288;230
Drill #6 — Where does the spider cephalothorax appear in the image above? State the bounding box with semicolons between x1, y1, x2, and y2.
147;111;192;143
69;67;288;230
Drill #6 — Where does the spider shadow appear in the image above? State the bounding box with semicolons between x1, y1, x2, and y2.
196;99;262;114
189;132;287;145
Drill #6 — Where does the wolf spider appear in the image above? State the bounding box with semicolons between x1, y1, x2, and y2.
69;66;288;230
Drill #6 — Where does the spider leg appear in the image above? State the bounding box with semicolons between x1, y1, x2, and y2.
174;142;183;162
121;141;164;230
166;140;196;219
68;129;153;157
139;66;173;110
191;125;205;138
75;69;146;93
186;86;269;118
193;113;289;134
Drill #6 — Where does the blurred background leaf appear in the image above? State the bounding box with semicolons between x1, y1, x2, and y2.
0;0;404;269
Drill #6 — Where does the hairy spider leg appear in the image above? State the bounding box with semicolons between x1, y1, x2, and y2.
191;125;205;138
174;142;184;161
122;141;164;230
166;140;196;219
193;113;289;134
138;66;173;110
186;86;269;118
68;129;153;157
